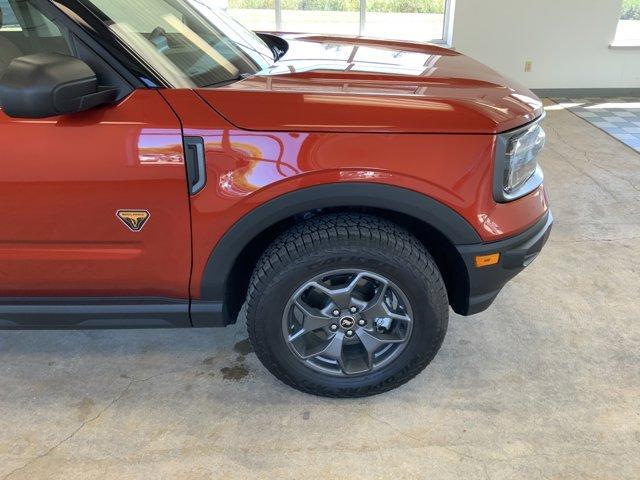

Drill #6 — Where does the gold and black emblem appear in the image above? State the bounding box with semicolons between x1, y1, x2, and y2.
116;210;150;232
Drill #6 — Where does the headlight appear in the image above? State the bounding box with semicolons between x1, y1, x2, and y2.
494;116;545;202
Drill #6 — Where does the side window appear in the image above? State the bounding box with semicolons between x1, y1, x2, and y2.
0;1;20;30
0;0;72;74
614;0;640;46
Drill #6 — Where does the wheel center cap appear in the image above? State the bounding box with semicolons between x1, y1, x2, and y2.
340;316;355;329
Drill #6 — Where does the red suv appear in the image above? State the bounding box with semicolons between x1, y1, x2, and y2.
0;0;552;397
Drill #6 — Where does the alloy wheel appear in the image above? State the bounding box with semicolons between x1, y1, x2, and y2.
282;269;414;377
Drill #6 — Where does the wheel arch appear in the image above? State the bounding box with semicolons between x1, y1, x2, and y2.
195;183;481;326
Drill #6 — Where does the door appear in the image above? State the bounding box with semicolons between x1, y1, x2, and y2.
0;0;192;325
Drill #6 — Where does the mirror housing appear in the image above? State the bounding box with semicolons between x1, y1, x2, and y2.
0;53;118;118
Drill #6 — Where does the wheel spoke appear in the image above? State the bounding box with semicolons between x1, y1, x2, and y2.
358;328;406;348
320;332;376;375
318;332;344;359
293;299;331;332
386;310;411;322
360;281;389;319
307;272;366;308
287;299;334;355
356;328;406;370
361;282;411;325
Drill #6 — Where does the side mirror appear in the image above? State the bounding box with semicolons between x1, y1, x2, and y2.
0;52;118;118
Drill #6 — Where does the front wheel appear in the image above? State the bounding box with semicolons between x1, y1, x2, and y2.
246;214;449;398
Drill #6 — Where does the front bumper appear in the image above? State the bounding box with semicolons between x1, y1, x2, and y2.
455;211;553;315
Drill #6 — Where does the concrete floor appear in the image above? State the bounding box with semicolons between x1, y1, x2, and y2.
1;103;639;479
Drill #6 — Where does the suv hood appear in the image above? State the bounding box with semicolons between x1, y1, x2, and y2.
197;34;543;134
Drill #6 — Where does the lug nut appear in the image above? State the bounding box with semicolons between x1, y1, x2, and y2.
357;319;366;326
332;309;340;317
330;324;339;332
350;306;358;313
346;330;355;337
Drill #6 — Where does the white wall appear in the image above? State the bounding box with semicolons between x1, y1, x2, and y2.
451;0;640;90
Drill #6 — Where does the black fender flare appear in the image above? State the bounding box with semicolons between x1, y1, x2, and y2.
198;183;481;315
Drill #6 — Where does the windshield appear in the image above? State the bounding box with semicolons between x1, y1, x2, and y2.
79;0;274;88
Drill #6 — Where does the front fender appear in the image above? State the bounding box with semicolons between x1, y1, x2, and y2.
193;182;481;325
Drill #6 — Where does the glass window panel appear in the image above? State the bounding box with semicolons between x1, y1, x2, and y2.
228;0;277;31
0;0;72;75
614;0;640;45
365;0;445;42
79;0;273;87
281;1;360;36
0;0;21;30
227;0;448;43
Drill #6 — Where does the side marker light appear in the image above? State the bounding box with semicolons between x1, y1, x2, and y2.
475;253;500;268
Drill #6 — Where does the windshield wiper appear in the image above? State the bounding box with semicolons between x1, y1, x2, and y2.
204;72;253;88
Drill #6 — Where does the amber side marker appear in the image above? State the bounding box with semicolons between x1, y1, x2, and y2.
475;253;501;268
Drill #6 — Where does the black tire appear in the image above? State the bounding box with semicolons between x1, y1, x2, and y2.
246;213;448;398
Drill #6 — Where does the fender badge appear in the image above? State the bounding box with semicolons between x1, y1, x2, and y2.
116;210;150;232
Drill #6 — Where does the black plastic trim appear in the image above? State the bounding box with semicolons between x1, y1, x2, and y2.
456;211;553;315
199;183;482;317
184;136;207;195
190;300;224;328
256;32;289;60
0;297;190;329
0;52;119;118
